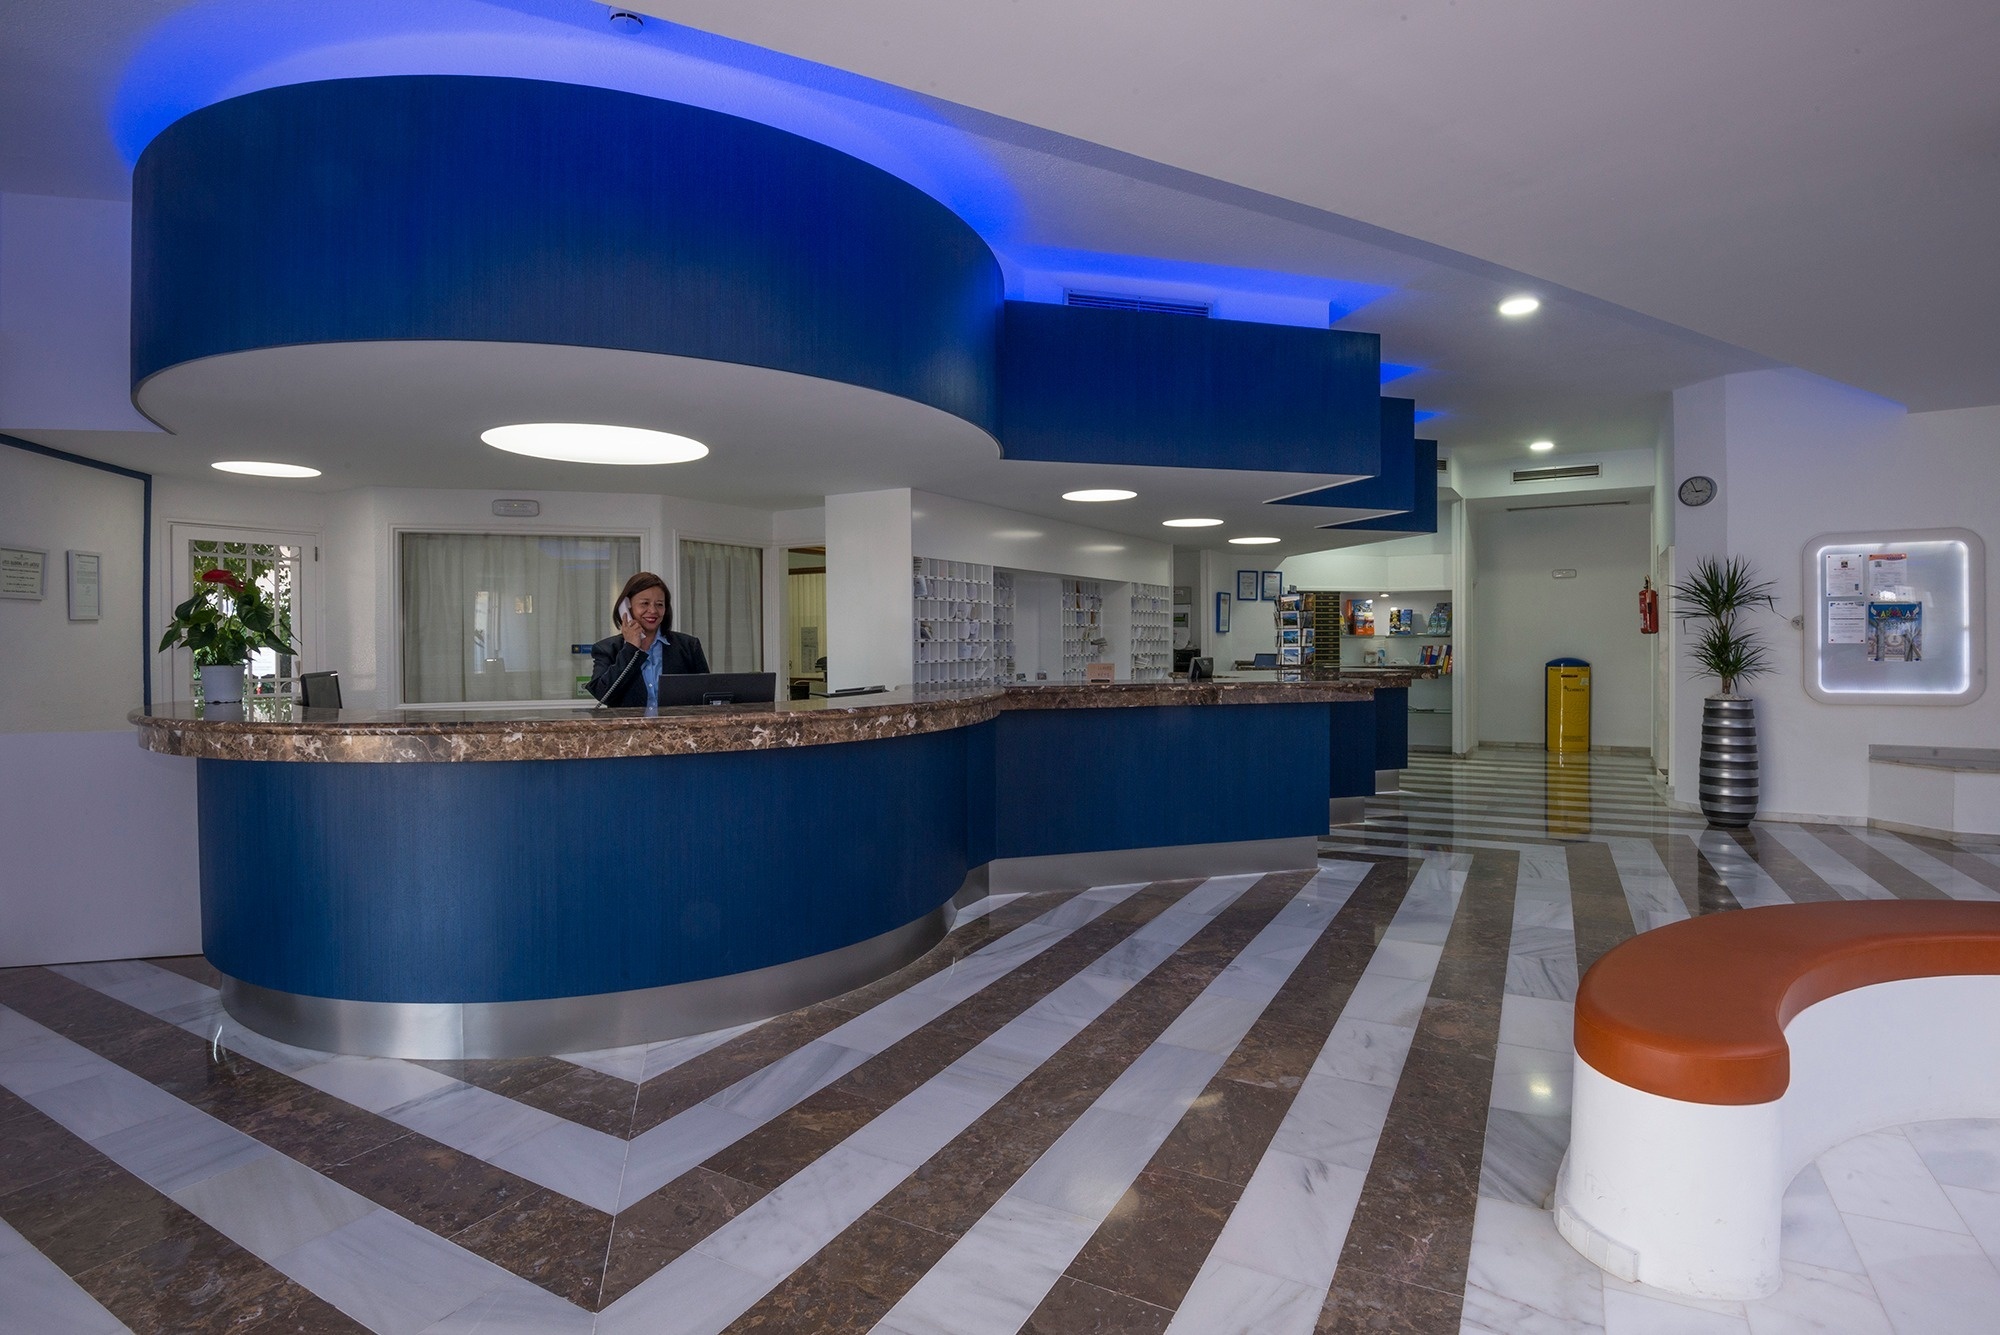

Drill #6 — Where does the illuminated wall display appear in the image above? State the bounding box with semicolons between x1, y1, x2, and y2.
1801;528;1985;705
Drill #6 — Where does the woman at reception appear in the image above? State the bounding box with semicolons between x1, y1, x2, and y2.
588;571;709;707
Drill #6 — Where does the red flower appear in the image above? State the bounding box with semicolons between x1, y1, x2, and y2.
201;569;245;592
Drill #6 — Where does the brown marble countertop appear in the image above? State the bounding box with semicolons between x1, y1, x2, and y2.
131;678;1387;763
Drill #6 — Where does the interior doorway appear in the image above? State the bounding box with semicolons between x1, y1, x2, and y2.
786;547;827;692
166;524;318;704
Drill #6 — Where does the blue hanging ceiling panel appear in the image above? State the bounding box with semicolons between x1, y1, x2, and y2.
1325;438;1440;534
1269;397;1415;512
131;75;1005;434
996;301;1382;476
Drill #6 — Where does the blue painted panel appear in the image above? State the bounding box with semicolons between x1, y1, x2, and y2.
1272;398;1415;511
997;302;1382;475
1326;440;1439;535
992;704;1332;858
1329;700;1378;798
964;718;997;868
133;76;1002;432
198;730;970;1004
1373;687;1411;769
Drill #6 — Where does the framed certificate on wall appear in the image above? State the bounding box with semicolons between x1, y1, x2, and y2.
1262;571;1283;601
1236;570;1259;602
1215;591;1231;633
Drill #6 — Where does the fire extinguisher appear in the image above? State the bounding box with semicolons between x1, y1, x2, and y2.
1639;578;1660;635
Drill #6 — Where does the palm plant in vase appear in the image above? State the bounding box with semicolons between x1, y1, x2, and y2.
159;568;300;706
1672;555;1776;827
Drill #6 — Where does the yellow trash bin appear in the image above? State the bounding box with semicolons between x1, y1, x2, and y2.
1546;659;1591;753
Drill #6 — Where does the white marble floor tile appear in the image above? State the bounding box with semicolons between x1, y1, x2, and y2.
1696;831;1794;908
1267;1074;1394;1171
30;1070;189;1143
1818;1129;1968;1232
1940;1183;2000;1265
0;1025;115;1096
705;1039;872;1122
844;1068;1008;1169
171;1151;377;1258
688;1143;911;1284
1365;937;1447;981
1854;830;2000;901
1780;1163;1867;1275
1479;1109;1569;1208
92;1107;271;1195
1764;826;1893;900
1745;1261;1893;1335
1602;838;1691;928
1505;927;1581;1003
1203;1150;1368;1288
1340;969;1434;1027
1092;1041;1226;1122
1842;1213;2000;1335
489;1118;628;1215
1163;1255;1325;1335
1903;1118;2000;1190
385;1081;562;1161
1500;994;1575;1054
1010;1107;1171;1218
616;1101;764;1209
0;1217;132;1334
421;1283;598;1335
1461;1198;1605;1335
275;1208;515;1335
876;1196;1098;1335
559;1018;761;1084
594;1245;772;1335
1309;1015;1415;1088
1603;1284;1749;1333
1490;1042;1574;1118
293;1055;461;1115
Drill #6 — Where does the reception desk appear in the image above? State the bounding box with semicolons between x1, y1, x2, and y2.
133;679;1400;1058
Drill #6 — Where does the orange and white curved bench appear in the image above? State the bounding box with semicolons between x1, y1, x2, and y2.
1555;900;2000;1299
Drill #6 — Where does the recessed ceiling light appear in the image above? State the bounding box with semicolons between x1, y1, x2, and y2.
1498;295;1541;317
1162;518;1224;528
1061;489;1137;503
212;460;321;478
1529;440;1556;452
481;423;708;465
1228;536;1281;545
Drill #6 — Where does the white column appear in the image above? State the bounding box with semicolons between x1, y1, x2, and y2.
825;489;914;692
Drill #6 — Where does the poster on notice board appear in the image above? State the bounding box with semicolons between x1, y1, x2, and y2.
1867;601;1922;662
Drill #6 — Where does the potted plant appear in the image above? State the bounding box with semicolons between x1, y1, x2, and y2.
1671;555;1776;827
158;568;300;706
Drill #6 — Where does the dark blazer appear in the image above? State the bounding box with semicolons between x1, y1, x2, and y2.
587;631;710;707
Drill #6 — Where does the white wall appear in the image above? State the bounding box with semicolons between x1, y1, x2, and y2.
827;488;915;690
1472;497;1654;748
0;193;157;432
909;491;1171;585
1669;370;2000;820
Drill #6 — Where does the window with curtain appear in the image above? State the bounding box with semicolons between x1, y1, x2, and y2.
679;540;764;673
401;533;639;703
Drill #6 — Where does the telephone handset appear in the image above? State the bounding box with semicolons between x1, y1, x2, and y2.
618;597;632;626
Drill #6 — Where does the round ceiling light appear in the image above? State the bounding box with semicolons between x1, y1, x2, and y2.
1061;488;1138;503
481;423;709;465
1498;295;1541;317
1162;517;1224;528
212;460;321;478
1529;440;1556;452
1228;536;1281;545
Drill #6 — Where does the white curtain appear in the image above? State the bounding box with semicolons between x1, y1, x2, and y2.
401;533;638;703
786;570;827;677
680;540;763;673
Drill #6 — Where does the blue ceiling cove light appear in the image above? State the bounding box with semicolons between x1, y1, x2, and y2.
1414;409;1445;424
1379;363;1421;386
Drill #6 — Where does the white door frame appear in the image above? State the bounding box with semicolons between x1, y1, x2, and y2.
162;522;322;704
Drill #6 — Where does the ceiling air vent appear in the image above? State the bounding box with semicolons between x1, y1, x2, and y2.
1512;464;1602;484
1064;289;1212;318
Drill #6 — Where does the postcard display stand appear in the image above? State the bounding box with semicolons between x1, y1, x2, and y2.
913;557;1001;688
1801;528;1985;705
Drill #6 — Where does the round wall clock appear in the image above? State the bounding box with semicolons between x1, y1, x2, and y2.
1678;475;1718;507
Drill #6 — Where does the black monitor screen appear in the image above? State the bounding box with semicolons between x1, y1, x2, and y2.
655;672;778;707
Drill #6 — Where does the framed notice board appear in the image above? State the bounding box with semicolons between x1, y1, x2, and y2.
1801;527;1985;705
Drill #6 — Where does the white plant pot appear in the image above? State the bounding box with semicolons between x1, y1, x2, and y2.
200;663;246;706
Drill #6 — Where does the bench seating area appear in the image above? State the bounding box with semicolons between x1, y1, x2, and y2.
1554;900;2000;1298
1870;745;2000;839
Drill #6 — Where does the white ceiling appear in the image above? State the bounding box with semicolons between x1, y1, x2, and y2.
637;0;2000;413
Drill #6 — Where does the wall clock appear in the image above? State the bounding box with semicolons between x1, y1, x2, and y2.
1678;475;1718;507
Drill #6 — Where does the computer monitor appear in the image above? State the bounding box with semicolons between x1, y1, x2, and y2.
298;670;342;709
1186;656;1214;682
655;672;778;707
1251;652;1278;669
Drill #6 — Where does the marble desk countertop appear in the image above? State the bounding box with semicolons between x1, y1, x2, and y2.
132;677;1395;763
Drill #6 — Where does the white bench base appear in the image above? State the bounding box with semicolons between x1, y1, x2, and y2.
1556;974;2000;1298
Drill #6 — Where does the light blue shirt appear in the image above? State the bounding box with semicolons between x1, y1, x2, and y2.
640;634;665;708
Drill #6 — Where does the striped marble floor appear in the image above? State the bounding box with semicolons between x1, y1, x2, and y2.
4;751;2000;1333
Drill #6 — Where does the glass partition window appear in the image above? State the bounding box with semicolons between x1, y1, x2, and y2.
401;533;639;703
680;539;764;672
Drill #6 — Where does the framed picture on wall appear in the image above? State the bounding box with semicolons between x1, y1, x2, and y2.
1280;646;1302;665
1262;571;1283;601
1236;570;1260;602
1215;591;1231;633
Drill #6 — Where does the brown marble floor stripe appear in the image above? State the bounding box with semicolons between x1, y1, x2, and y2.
599;878;1198;1303
1891;830;2000;894
1564;842;1639;974
1805;825;1952;900
0;966;616;1308
1651;834;1743;916
1729;827;1844;902
629;891;1056;1133
1320;847;1518;1334
1028;858;1429;1329
0;1085;367;1335
712;870;1317;1334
